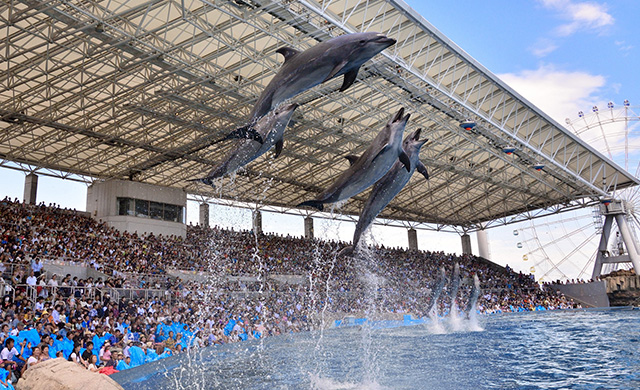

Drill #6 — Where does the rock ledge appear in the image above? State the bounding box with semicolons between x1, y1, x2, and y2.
16;358;124;390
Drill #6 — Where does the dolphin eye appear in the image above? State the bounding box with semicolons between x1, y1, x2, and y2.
359;40;365;44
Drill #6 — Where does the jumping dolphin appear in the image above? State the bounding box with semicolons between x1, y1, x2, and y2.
449;263;461;312
465;274;481;317
297;108;412;211
226;32;396;143
425;266;446;316
338;128;429;256
192;103;298;185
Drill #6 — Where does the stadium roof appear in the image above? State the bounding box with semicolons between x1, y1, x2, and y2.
1;0;638;230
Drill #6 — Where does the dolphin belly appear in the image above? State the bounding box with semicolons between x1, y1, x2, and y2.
466;275;481;315
449;263;461;310
206;140;261;179
352;166;412;248
270;68;332;109
330;147;400;202
426;268;447;315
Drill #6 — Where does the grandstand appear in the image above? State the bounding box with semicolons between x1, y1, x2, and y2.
1;0;637;235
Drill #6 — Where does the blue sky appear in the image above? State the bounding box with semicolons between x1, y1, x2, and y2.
1;0;638;280
405;0;638;121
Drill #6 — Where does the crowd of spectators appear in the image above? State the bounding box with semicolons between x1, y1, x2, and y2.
0;197;580;384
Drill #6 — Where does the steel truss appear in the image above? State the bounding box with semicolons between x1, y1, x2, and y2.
1;0;638;232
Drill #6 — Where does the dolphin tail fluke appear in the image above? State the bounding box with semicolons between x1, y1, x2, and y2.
222;125;265;144
338;246;355;257
297;200;324;211
187;177;215;187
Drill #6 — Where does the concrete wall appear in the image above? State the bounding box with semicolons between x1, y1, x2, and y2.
167;269;306;285
86;179;187;238
551;281;610;308
43;262;111;281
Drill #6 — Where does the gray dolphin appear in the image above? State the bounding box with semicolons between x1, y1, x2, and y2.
225;32;396;143
449;263;461;312
425;266;446;316
465;274;481;317
297;108;412;211
192;103;298;185
338;128;429;256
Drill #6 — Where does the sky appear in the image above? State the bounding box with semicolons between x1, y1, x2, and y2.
1;0;638;281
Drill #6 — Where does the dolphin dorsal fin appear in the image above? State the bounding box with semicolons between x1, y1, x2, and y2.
275;47;300;62
344;154;360;166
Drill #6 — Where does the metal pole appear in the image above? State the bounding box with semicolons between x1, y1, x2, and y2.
615;214;640;274
477;229;490;260
592;215;614;280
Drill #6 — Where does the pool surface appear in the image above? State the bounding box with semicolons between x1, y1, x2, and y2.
112;308;640;390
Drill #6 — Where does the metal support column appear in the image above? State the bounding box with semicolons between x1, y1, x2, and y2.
477;229;490;260
408;228;418;250
199;203;210;228
252;210;263;235
614;214;640;275
23;173;38;205
461;234;472;255
592;215;614;280
304;216;314;239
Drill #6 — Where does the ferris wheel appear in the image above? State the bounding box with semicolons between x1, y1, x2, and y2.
514;100;640;283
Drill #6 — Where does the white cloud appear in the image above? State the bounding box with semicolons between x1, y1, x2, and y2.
530;38;559;57
540;0;614;36
498;64;605;124
499;65;640;171
614;40;633;55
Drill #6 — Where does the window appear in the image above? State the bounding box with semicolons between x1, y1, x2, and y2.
135;199;149;218
176;206;184;223
117;198;134;216
150;202;164;220
164;204;178;222
116;197;183;223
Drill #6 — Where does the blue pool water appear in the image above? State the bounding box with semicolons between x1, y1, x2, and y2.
112;308;640;390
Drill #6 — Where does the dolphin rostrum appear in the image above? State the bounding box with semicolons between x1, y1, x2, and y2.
192;103;298;185
449;263;461;312
297;108;412;211
465;274;481;317
226;32;396;143
338;128;429;256
425;266;446;316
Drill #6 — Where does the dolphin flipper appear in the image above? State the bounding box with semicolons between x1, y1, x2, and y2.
344;155;360;166
297;200;324;211
399;151;411;172
323;60;349;83
225;125;265;144
416;161;429;180
340;69;359;92
274;139;284;158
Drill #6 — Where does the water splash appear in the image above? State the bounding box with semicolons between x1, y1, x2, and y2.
427;312;446;334
309;373;388;390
